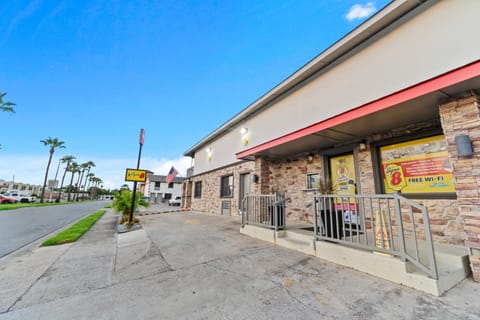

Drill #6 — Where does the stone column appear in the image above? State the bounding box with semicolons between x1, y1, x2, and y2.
254;157;272;194
439;93;480;281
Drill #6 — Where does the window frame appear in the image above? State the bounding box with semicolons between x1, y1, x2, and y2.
305;173;321;190
372;132;456;200
220;174;234;198
194;181;202;198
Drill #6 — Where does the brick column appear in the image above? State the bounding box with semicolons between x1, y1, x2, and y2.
254;157;272;194
439;93;480;281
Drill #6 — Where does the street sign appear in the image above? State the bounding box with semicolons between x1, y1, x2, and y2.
125;168;147;182
139;128;145;145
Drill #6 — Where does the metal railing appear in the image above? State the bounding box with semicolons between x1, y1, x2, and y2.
312;193;438;279
241;194;286;231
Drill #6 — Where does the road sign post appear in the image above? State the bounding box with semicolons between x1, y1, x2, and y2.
128;129;145;224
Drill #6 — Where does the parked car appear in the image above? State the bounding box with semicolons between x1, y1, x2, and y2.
169;196;181;206
0;195;17;204
3;191;36;203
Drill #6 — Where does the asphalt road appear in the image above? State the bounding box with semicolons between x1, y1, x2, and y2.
0;201;111;258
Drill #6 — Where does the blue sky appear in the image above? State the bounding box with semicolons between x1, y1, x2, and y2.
0;0;389;189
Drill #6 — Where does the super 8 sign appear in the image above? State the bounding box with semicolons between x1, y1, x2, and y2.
125;169;147;182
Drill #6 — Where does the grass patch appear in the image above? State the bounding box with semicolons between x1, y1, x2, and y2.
104;204;112;208
0;201;75;211
41;210;106;246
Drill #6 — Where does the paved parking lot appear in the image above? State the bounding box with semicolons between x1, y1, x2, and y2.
1;210;479;319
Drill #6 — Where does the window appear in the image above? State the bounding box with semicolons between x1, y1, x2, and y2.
220;175;233;198
306;173;320;189
378;135;455;196
194;181;202;198
168;182;174;188
154;182;161;190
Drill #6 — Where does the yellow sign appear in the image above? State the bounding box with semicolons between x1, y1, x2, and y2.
380;135;455;194
384;163;407;191
125;169;147;182
375;210;391;250
330;154;359;224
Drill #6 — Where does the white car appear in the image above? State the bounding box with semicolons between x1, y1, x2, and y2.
169;196;181;206
3;191;36;203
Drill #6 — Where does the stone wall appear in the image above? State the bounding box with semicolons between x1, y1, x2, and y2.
190;161;255;215
256;155;325;223
439;93;480;281
252;141;464;245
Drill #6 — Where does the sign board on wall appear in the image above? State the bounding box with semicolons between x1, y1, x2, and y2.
125;169;147;182
330;154;359;224
380;135;455;194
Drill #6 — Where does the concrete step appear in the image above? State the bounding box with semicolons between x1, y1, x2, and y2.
239;224;470;296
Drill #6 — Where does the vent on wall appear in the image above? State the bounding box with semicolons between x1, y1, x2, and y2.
221;200;231;216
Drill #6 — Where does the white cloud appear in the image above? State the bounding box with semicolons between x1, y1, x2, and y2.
0;155;192;191
345;2;376;21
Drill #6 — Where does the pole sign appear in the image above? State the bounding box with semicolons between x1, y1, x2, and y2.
125;168;147;182
139;128;145;145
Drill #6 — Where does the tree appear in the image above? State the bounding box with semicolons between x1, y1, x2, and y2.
1;93;15;149
91;177;103;200
74;162;90;201
0;92;15;113
67;162;79;201
40;137;66;203
112;189;148;225
56;155;76;202
85;172;95;199
81;161;95;199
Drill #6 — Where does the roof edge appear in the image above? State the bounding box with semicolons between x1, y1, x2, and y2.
183;0;429;157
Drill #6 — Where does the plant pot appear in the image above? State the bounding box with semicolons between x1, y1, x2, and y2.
268;204;285;229
320;209;343;239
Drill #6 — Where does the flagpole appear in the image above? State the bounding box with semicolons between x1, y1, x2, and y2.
129;129;144;224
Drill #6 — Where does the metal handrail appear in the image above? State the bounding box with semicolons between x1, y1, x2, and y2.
312;192;438;279
241;194;286;231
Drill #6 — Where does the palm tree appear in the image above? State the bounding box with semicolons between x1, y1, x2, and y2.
67;162;79;201
91;177;103;200
81;161;96;199
74;162;89;201
112;189;149;225
74;165;84;201
56;155;76;202
85;172;95;199
40;137;66;203
0;92;15;113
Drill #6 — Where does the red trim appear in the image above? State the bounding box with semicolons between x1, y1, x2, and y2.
236;60;480;159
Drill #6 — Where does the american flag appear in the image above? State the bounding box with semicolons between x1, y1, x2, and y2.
165;166;179;184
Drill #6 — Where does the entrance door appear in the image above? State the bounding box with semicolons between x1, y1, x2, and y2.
329;154;359;225
239;173;251;215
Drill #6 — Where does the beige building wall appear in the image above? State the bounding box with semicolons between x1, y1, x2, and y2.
193;0;480;176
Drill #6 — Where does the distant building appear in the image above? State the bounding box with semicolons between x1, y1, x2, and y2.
0;179;42;195
141;174;184;203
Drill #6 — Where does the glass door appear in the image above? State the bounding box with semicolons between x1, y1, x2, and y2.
239;173;251;215
329;154;359;225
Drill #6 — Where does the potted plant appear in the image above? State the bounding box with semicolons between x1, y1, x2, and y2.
317;179;343;239
269;186;285;229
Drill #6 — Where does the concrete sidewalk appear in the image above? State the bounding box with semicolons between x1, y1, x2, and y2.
0;209;479;319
